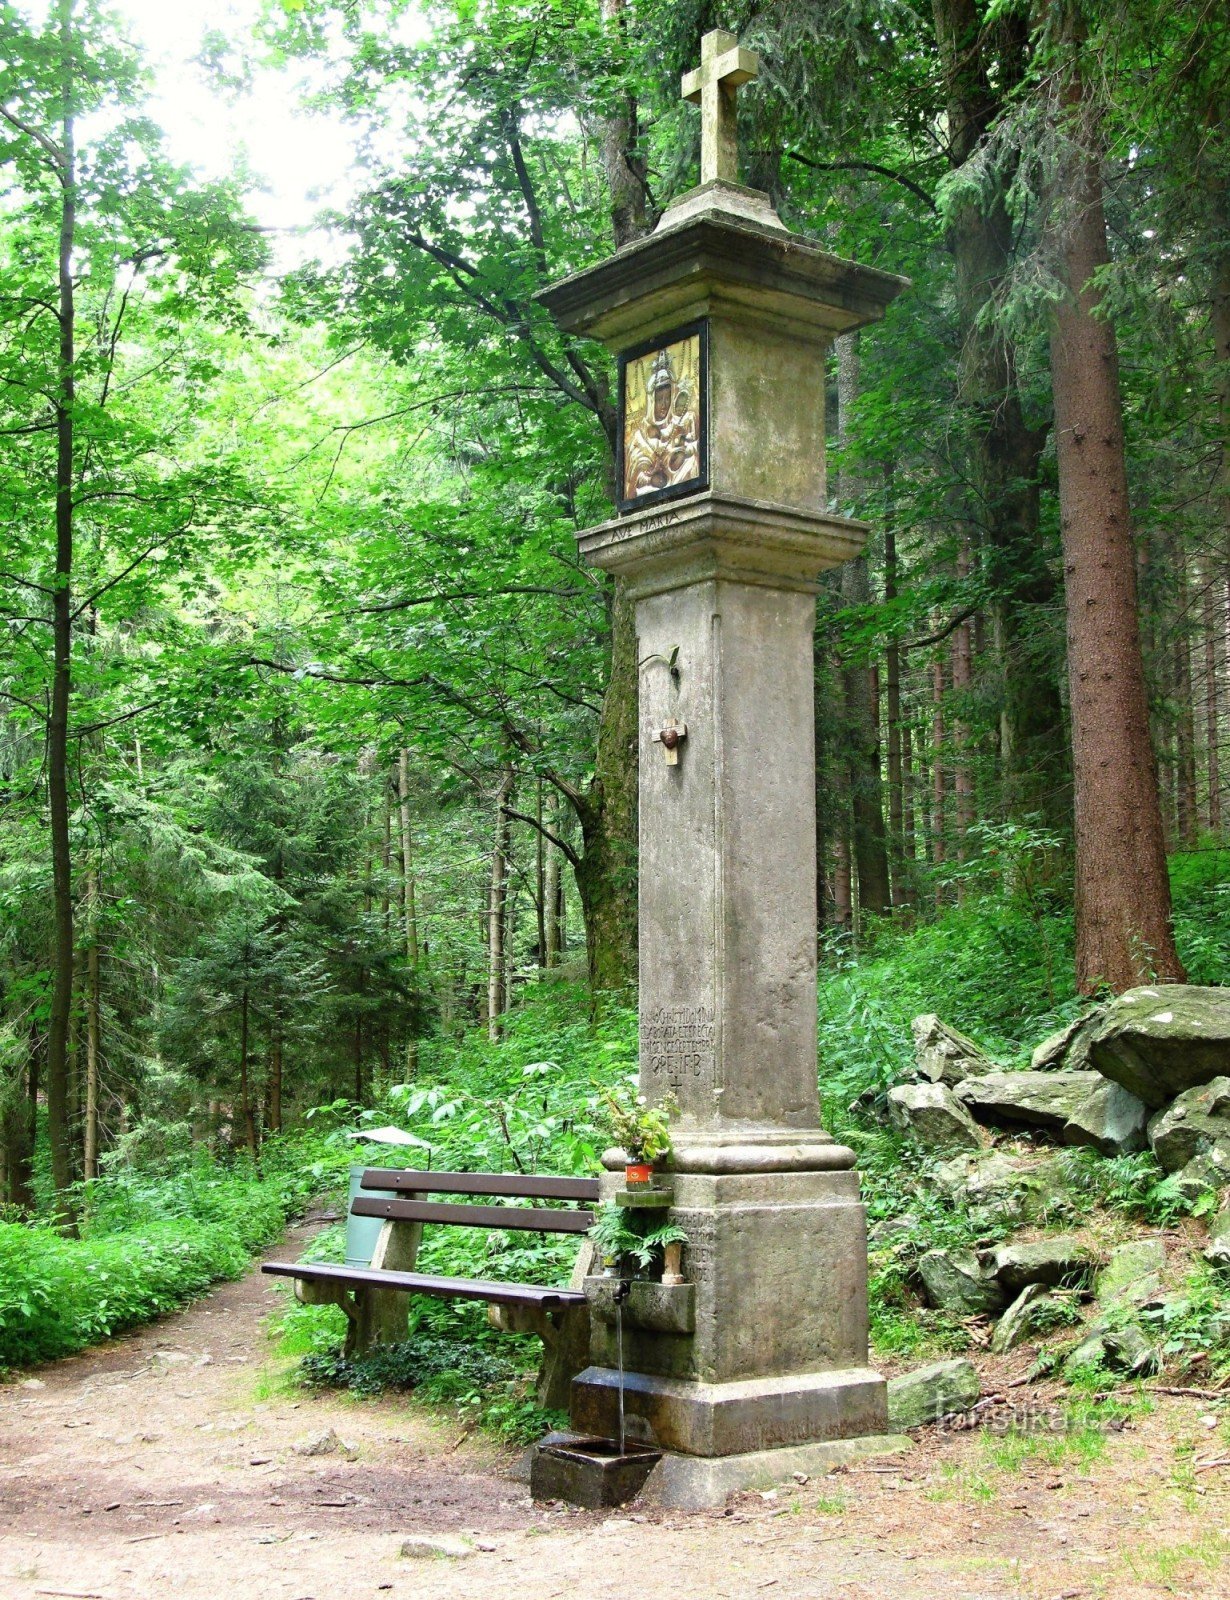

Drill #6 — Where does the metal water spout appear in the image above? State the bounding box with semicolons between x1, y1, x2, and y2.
614;1278;631;1455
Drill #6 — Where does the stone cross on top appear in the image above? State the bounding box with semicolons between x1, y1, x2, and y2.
682;29;759;188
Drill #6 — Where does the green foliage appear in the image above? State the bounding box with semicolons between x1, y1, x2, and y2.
820;853;1230;1129
1054;1147;1218;1226
0;1131;352;1370
300;1335;565;1444
1142;1268;1230;1380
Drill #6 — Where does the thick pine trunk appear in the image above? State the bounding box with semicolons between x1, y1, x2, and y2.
573;584;638;994
1046;55;1184;992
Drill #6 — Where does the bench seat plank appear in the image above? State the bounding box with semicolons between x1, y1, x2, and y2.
262;1260;586;1310
350;1196;593;1233
360;1168;600;1202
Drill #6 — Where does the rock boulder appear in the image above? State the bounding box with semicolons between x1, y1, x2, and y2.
1146;1077;1230;1173
1088;986;1230;1108
989;1283;1054;1354
917;1248;1006;1315
910;1015;996;1088
1095;1238;1166;1309
1205;1209;1230;1271
989;1235;1094;1292
956;1071;1147;1155
1030;1009;1105;1073
887;1082;984;1154
932;1150;1066;1226
886;1359;980;1429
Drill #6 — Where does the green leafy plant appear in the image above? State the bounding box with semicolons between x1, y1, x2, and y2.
586;1204;689;1275
627;1220;689;1273
587;1201;642;1266
597;1086;678;1165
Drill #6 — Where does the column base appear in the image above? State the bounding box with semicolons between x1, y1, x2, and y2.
570;1364;889;1457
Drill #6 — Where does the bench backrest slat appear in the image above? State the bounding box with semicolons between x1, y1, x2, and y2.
360;1168;600;1203
350;1195;594;1234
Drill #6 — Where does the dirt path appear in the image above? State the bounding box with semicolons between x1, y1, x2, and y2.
2;1234;1228;1600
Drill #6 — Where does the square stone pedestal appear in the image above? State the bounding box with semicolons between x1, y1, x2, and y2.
574;1169;889;1458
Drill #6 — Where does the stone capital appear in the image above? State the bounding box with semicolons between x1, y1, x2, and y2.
577;491;867;598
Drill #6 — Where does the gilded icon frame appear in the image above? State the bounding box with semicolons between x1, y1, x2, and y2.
615;319;709;514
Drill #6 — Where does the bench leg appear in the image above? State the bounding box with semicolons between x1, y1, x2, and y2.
346;1216;423;1358
539;1304;591;1412
485;1301;592;1412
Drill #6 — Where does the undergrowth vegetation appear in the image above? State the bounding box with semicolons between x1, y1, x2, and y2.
7;859;1230;1421
0;1133;352;1369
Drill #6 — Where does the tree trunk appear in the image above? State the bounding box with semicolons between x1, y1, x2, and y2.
534;777;548;967
268;1021;283;1135
1209;189;1230;834
902;717;917;882
45;0;78;1223
397;748;420;1075
1203;561;1222;833
1174;577;1197;849
83;867;100;1180
237;986;259;1161
885;522;907;907
832;829;853;935
931;654;947;872
544;791;563;966
573;584;638;994
567;8;648;998
598;0;649;245
1046;38;1184;992
951;535;975;871
487;767;514;1039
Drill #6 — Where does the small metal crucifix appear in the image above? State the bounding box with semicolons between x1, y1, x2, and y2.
651;718;688;766
681;29;759;187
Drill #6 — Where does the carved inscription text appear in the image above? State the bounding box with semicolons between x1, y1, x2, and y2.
643;1003;716;1094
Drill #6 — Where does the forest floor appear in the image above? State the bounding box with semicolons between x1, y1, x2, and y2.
1;1228;1228;1600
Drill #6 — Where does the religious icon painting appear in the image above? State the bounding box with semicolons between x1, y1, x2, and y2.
616;320;709;512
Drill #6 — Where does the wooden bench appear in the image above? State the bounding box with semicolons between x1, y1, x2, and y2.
263;1168;599;1409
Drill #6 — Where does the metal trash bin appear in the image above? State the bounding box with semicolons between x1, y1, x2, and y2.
344;1164;399;1267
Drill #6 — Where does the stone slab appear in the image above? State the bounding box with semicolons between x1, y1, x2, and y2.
570;1364;888;1457
637;1433;913;1511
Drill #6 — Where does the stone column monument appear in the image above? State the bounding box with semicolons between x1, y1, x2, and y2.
539;31;907;1504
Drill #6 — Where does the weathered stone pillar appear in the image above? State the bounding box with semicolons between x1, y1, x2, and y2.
539;33;906;1494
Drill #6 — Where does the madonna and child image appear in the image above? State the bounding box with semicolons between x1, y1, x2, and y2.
620;328;706;507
